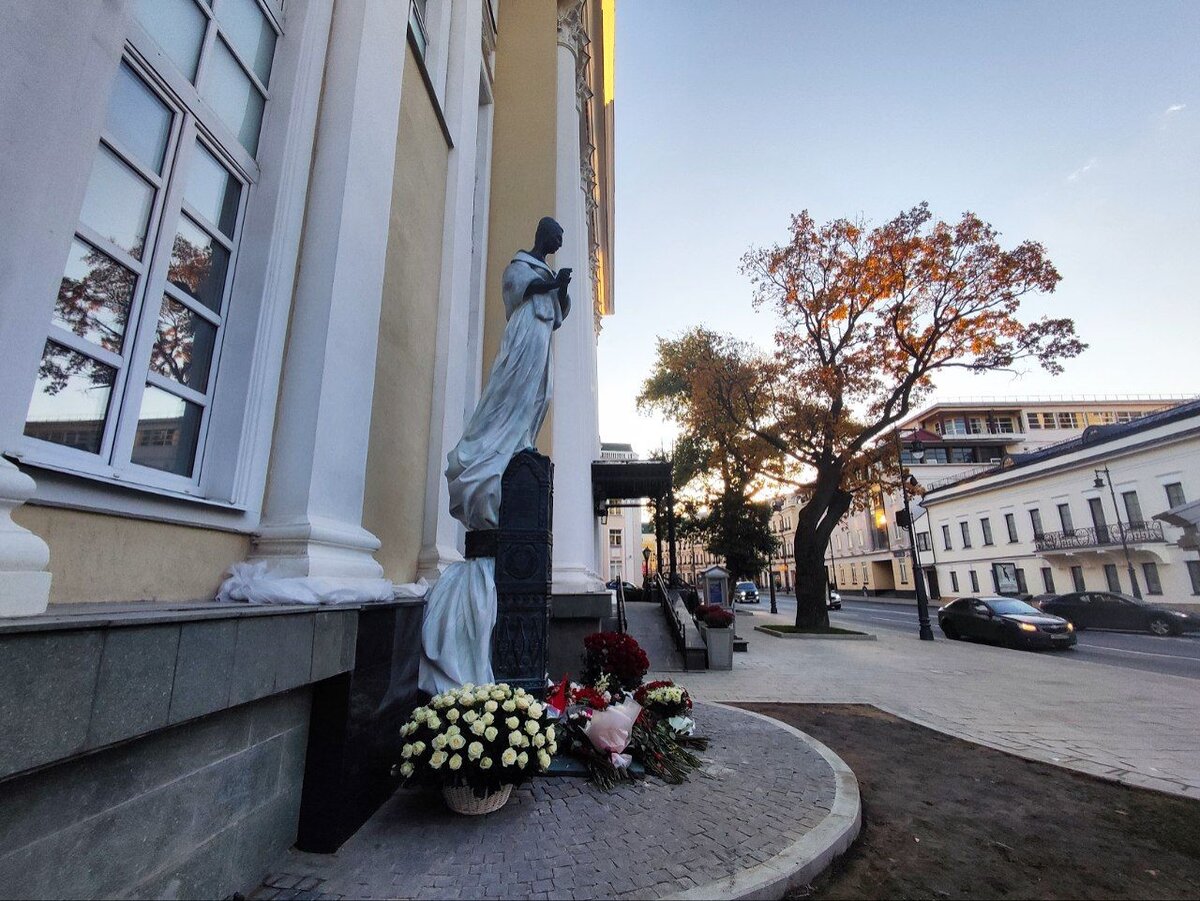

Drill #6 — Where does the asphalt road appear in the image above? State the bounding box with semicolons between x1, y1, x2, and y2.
742;594;1200;681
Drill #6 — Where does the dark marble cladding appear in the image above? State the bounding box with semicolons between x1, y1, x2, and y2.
0;690;310;901
492;451;553;696
0;607;358;782
296;602;424;854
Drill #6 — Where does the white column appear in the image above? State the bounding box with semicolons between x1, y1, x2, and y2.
0;462;50;616
416;0;486;581
251;0;407;587
550;1;605;596
0;1;128;615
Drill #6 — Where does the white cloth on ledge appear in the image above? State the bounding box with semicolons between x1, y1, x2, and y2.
217;561;427;606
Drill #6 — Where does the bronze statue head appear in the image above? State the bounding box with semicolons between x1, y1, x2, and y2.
533;217;564;256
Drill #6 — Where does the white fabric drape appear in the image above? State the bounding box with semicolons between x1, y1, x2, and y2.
419;252;567;694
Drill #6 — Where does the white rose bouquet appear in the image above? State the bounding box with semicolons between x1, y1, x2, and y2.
398;683;556;798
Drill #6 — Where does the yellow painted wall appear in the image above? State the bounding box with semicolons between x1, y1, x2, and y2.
363;51;451;582
12;506;248;604
484;0;558;454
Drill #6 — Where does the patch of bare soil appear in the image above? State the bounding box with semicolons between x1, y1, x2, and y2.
739;703;1200;900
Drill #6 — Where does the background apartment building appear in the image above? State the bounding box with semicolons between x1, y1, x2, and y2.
823;396;1183;597
599;442;643;582
920;399;1200;606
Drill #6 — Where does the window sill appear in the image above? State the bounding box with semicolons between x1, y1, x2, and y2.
11;453;247;512
8;452;257;534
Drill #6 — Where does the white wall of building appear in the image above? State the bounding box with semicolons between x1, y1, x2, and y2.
921;408;1200;606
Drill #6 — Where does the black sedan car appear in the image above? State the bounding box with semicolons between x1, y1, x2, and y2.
938;596;1076;650
605;580;644;603
1039;591;1198;636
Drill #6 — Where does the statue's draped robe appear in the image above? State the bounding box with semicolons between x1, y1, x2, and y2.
419;252;568;694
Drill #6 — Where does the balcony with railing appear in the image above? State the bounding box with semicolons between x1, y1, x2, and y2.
1034;521;1165;553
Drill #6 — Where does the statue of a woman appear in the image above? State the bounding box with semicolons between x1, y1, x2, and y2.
420;218;571;694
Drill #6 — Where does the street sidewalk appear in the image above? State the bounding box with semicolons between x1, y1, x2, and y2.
657;609;1200;800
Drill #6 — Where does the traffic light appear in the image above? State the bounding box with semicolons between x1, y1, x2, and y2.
895;510;911;531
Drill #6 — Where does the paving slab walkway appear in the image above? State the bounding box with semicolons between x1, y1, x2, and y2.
253;703;859;901
671;610;1200;799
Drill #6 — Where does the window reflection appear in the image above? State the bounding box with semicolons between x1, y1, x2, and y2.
168;215;229;313
106;63;173;174
216;0;277;85
202;38;266;155
131;384;202;476
53;238;135;353
23;341;117;454
135;0;207;83
185;142;241;236
151;295;217;392
79;145;154;259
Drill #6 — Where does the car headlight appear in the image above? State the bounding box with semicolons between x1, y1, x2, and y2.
1066;622;1074;632
1173;611;1188;618
1017;622;1038;632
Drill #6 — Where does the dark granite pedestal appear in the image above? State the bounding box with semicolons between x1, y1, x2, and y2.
490;450;553;697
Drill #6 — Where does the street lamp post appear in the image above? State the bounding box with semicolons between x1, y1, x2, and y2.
1094;466;1142;599
894;431;935;641
768;498;784;614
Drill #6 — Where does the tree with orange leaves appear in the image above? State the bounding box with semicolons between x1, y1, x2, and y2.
643;203;1084;629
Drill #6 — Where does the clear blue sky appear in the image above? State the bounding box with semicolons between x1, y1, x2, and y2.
597;0;1200;456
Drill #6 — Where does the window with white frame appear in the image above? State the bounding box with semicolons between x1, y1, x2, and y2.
1141;562;1162;595
609;529;622;548
410;0;431;57
1004;512;1018;543
22;0;281;490
1165;482;1186;508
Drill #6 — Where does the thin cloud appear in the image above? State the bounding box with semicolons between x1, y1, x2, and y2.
1067;157;1097;182
1165;103;1186;114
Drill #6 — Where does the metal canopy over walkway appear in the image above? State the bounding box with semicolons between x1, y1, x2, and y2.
590;459;679;582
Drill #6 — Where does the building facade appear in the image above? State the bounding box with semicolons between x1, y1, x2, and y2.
920;400;1200;606
0;1;616;896
1;0;616;615
822;396;1182;598
599;442;643;582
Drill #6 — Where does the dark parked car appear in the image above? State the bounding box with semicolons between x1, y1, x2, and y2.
605;580;644;603
734;581;759;604
1038;591;1198;636
938;596;1076;650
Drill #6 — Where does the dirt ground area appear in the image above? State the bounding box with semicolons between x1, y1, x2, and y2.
739;703;1200;900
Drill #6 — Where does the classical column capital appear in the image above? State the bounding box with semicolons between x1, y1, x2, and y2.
556;0;587;54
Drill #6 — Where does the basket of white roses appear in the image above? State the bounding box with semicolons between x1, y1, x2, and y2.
397;682;557;815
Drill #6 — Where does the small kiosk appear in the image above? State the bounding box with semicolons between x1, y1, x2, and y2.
700;565;734;670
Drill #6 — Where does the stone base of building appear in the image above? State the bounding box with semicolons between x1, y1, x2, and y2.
0;598;424;898
547;591;612;682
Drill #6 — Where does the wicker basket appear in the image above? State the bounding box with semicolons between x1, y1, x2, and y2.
441;783;512;816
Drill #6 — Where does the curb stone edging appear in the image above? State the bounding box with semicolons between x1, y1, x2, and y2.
668;702;863;901
753;625;877;641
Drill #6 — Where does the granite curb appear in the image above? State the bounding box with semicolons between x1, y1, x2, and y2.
752;625;877;641
668;703;862;901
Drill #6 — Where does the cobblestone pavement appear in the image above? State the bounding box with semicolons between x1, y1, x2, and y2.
682;610;1200;799
254;703;839;900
